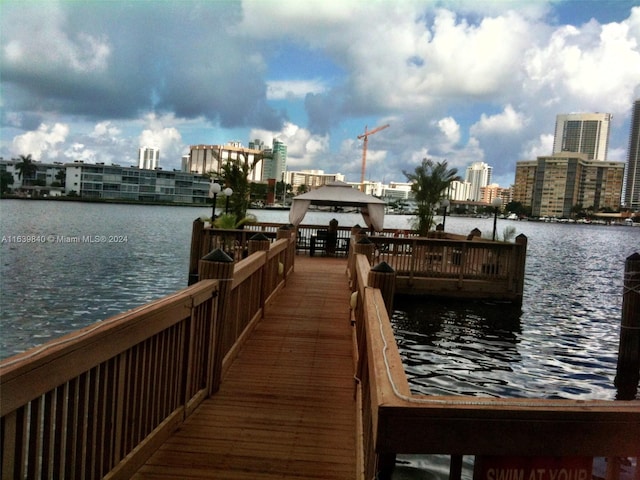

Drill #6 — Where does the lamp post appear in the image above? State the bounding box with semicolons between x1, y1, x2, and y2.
441;198;450;231
209;181;221;223
223;187;233;215
491;197;502;241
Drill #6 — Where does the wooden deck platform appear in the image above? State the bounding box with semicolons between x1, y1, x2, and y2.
133;256;357;479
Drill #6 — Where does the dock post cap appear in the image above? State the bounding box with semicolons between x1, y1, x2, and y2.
202;248;234;263
371;261;395;273
250;232;270;241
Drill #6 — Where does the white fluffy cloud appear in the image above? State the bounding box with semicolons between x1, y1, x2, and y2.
251;122;330;169
12;123;69;160
136;114;184;167
2;2;638;185
437;117;461;145
471;105;526;136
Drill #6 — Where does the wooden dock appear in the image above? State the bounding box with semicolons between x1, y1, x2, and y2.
133;256;357;479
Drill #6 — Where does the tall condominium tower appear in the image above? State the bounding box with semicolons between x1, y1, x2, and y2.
623;99;640;209
260;139;288;181
552;112;612;160
465;161;492;201
138;147;159;170
514;153;625;218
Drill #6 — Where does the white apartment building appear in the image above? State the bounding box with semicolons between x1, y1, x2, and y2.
465;162;492;201
446;180;472;201
138;147;159;170
187;142;264;182
287;170;345;192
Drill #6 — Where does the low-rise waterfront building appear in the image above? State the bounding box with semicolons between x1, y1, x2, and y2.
1;159;211;204
287;170;345;192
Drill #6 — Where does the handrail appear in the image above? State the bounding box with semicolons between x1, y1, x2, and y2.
350;233;528;303
0;232;296;480
1;280;219;479
350;253;640;480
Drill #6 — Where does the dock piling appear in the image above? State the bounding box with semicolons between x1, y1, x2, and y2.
614;252;640;400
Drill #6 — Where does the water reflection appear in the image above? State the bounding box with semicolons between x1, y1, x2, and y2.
392;296;523;398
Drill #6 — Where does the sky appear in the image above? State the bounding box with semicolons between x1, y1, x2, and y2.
1;1;640;188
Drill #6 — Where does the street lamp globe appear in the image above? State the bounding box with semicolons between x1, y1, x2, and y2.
209;182;221;222
223;187;233;215
441;198;450;231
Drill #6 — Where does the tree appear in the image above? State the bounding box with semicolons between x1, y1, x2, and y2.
403;158;459;235
275;180;292;202
15;154;37;186
218;160;252;223
1;171;14;194
505;201;531;218
297;184;309;195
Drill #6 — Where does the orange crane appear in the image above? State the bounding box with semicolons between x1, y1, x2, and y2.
357;123;389;191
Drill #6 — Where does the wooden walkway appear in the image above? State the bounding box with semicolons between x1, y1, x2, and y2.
133;256;357;479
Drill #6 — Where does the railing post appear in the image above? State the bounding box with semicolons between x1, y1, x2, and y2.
355;228;369;242
198;248;234;393
615;252;640;400
368;262;396;313
277;225;293;277
514;234;528;304
355;237;375;264
248;232;271;255
189;218;205;285
249;233;272;311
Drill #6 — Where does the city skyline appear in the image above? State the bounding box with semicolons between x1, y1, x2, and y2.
1;1;639;189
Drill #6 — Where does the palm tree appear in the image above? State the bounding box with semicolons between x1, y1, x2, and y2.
403;158;459;235
219;159;252;223
15;154;37;186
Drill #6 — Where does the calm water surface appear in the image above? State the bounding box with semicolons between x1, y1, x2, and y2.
1;201;637;399
1;200;638;478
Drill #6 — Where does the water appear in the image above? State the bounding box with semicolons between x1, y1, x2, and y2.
1;200;638;477
2;200;637;399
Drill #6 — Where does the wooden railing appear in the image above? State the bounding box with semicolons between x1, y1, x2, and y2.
349;233;528;303
350;253;640;480
0;233;296;480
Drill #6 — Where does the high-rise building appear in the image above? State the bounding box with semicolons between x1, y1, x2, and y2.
261;139;287;181
552;113;612;160
138;147;159;170
623;99;640;209
187;142;263;182
514;153;625;218
465;162;492;201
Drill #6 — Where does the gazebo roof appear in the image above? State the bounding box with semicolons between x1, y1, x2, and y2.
288;181;386;231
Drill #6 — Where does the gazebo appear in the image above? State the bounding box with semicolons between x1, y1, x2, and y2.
288;181;386;231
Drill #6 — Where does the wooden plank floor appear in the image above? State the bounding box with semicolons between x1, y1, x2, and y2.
133;256;357;479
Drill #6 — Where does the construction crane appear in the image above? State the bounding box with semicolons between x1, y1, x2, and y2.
357;123;390;191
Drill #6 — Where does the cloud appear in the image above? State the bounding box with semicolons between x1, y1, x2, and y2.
437;117;461;145
471;105;526;136
523;9;640;112
521;134;555;160
250;122;330;169
1;1;638;188
138;114;184;164
0;2;284;129
12;123;69;160
267;80;328;100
